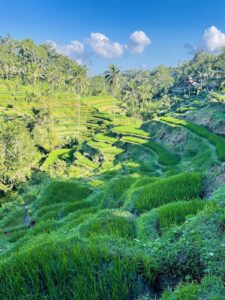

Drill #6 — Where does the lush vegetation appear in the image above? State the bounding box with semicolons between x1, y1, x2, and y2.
125;173;202;213
0;37;225;299
0;35;87;90
161;116;225;161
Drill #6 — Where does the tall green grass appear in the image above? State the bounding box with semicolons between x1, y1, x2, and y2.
35;180;92;207
131;176;158;188
79;210;136;240
161;275;225;300
134;173;202;212
100;176;136;208
158;200;207;232
0;235;152;300
137;200;208;241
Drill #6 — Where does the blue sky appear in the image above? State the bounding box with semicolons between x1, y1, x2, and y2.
1;0;225;74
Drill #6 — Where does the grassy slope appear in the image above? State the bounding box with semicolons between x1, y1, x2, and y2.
0;93;225;299
161;116;225;161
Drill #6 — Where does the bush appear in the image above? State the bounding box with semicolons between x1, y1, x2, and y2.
0;120;39;191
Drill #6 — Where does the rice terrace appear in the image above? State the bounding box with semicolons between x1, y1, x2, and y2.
0;1;225;299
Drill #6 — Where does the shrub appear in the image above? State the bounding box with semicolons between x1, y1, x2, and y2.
0;120;39;191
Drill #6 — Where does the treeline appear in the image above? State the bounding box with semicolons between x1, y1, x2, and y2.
1;36;225;110
90;51;225;119
0;35;85;89
118;50;225;118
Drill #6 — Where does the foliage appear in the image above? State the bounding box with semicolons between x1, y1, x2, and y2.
89;75;105;95
161;275;225;300
0;36;85;90
0;120;39;192
161;116;225;161
119;67;174;119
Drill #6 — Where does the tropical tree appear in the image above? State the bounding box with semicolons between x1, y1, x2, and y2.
0;120;39;192
104;64;120;120
0;36;81;89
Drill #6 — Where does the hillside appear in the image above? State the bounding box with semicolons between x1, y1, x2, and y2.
0;35;225;299
0;89;119;142
0;87;225;298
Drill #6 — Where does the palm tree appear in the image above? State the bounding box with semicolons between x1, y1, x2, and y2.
104;64;120;121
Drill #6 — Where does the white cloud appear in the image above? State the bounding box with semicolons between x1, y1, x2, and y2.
48;40;88;64
48;30;151;64
201;26;225;52
88;33;124;59
128;31;151;54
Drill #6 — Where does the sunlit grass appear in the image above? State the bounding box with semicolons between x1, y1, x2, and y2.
130;172;202;212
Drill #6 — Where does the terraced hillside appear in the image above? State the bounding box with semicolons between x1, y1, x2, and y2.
1;99;225;299
0;90;119;141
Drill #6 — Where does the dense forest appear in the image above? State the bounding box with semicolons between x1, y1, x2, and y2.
0;37;225;299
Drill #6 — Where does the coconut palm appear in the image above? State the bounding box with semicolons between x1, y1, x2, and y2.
104;64;120;121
